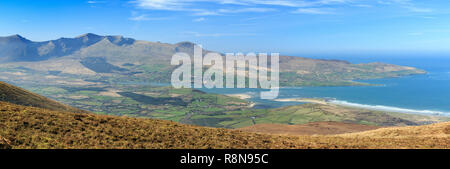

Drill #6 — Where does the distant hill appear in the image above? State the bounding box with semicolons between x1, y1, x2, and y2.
0;81;86;113
0;33;426;87
0;101;448;149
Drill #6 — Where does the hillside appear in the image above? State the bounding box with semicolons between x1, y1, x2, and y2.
0;34;425;87
215;103;449;129
7;82;447;129
342;122;450;138
0;101;448;149
16;84;253;123
237;122;382;135
0;81;86;113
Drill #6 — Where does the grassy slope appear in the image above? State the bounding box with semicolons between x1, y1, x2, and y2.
4;82;447;129
342;122;450;138
237;122;382;136
0;81;87;113
215;103;449;129
0;101;448;149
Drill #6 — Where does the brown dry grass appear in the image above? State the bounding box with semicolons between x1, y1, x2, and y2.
237;122;381;136
0;135;11;149
0;101;448;149
341;122;450;138
0;81;87;113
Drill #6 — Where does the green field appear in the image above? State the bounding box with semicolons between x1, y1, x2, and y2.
21;84;449;129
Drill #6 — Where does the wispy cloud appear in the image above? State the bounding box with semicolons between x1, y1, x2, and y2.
131;0;186;11
421;16;436;19
353;4;372;8
87;1;106;4
129;14;171;21
218;7;276;13
130;0;435;18
378;0;433;13
292;8;334;15
87;0;107;8
131;0;280;17
132;0;354;10
182;31;258;37
193;17;206;22
192;10;221;16
405;6;432;13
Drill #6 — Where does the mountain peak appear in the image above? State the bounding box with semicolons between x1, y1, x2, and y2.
2;34;31;42
8;34;24;38
175;41;197;48
76;33;102;39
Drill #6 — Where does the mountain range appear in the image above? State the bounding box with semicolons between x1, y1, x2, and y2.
0;33;426;87
0;33;134;62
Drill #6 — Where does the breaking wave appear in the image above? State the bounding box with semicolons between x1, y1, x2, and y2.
329;100;449;116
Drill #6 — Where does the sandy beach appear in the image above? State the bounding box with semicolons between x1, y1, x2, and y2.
226;93;252;100
274;98;328;105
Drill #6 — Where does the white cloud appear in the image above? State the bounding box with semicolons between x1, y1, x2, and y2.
130;0;434;17
405;6;432;13
218;7;276;13
193;10;221;16
182;31;258;37
131;0;281;17
293;8;334;15
353;4;372;8
193;17;206;22
377;0;433;13
129;14;171;21
87;1;105;4
132;0;187;11
131;0;352;11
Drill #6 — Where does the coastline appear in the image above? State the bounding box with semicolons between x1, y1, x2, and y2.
273;97;450;117
226;93;252;100
273;98;328;105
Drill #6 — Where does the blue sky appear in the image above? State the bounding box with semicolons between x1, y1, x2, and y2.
1;0;450;56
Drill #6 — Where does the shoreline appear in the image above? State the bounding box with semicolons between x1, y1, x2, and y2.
329;100;449;117
273;98;328;105
274;97;449;117
225;93;252;100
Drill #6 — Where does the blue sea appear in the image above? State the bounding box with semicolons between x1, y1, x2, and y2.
199;55;450;116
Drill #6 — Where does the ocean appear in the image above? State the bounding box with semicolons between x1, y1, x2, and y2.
200;55;450;116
